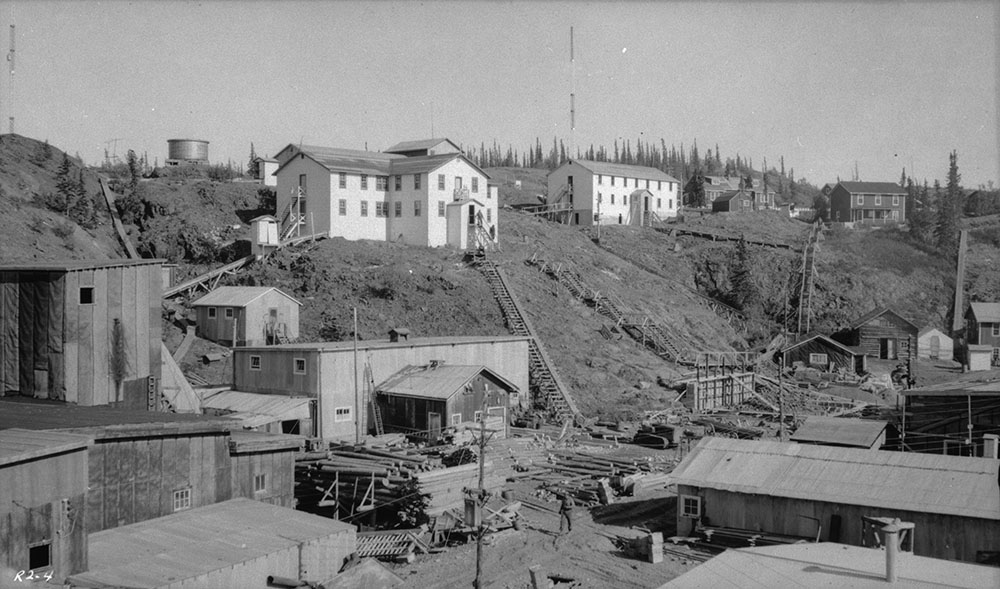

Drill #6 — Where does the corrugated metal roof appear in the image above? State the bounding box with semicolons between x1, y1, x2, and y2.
378;365;517;400
969;302;1000;323
790;417;887;448
658;542;1000;588
200;390;312;425
0;428;92;467
67;498;353;588
560;160;680;183
0;258;164;272
237;334;531;352
190;285;301;308
837;181;907;195
670;437;1000;520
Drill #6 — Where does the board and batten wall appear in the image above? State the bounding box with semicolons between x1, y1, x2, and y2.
0;262;162;406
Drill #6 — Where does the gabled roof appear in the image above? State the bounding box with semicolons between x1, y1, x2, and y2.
389;152;490;179
790;416;887;448
713;189;747;203
968;302;1000;323
555;160;679;183
782;332;862;356
191;286;301;308
849;307;918;331
274;144;402;176
670;437;1000;520
629;188;653;198
917;325;952;339
377;364;518;401
250;214;277;222
835;181;906;195
384;138;461;154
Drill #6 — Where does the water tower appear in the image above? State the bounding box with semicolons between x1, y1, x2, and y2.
166;138;209;166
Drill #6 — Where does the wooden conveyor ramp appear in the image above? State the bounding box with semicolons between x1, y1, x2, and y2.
795;221;823;334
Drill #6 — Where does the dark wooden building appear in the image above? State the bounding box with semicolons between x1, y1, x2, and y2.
711;189;753;213
376;364;518;438
967;302;1000;367
0;398;300;533
900;380;1000;456
0;429;91;582
827;181;907;224
0;259;163;407
671;437;1000;563
843;307;918;360
781;333;866;373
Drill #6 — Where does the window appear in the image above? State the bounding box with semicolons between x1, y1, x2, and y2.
80;287;94;305
891;210;899;220
471;177;479;193
339;172;347;188
361;174;368;190
438;174;445;190
875;195;882;205
173;488;191;511
414;201;421;217
993;323;1000;336
451;413;462;425
669;199;673;209
360;201;368;217
809;353;829;365
299;174;307;191
438;201;446;217
645;179;650;189
249;355;261;371
509;392;520;404
376;176;388;191
474;410;483;422
335;407;352;422
658;181;662;190
293;358;306;374
486;209;492;222
224;308;234;319
598;192;602;203
680;495;701;518
395;175;402;191
598;174;603;185
892;195;900;205
611;194;615;204
657;198;662;208
376;202;387;217
254;473;266;493
856;194;863;205
414;174;421;189
28;541;51;570
623;195;628;205
338;199;347;216
611;176;616;186
208;307;217;319
395;202;402;217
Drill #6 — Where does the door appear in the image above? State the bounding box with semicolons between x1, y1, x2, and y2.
567;175;573;204
930;335;940;359
428;412;442;443
880;338;896;359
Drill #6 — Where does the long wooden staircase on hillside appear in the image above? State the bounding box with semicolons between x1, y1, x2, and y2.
794;221;823;334
527;254;691;364
471;254;581;423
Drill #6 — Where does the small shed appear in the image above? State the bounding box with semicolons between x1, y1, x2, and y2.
968;344;994;372
790;416;887;449
191;286;300;346
65;498;356;589
376;364;517;439
847;307;919;360
781;333;866;374
711;189;753;213
250;215;280;258
0;429;92;581
917;326;954;361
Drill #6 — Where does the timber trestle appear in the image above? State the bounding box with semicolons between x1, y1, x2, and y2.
794;221;823;334
470;254;581;423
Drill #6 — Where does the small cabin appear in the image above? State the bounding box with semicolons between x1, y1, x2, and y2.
917;326;954;361
781;333;866;374
376;364;518;440
966;302;1000;367
250;215;280;258
844;307;918;360
191;286;300;346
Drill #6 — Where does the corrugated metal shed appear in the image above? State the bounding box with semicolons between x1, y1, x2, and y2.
377;365;516;401
658;542;1000;588
969;302;1000;323
790;417;887;448
190;286;301;308
67;498;354;588
0;428;91;466
200;389;312;427
670;437;1000;520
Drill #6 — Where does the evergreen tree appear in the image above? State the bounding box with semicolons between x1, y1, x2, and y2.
683;169;706;208
55;153;76;212
69;169;97;229
729;235;763;317
812;192;830;222
248;143;259;178
909;179;935;245
935;153;961;254
946;150;965;216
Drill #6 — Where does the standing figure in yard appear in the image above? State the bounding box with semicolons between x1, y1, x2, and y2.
559;492;575;534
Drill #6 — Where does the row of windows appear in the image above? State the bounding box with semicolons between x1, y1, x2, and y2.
597;174;673;191
335;406;352;422
249;355;306;374
336;172;482;194
336;199;492;222
856;194;901;206
206;307;235;319
597;193;673;209
172;475;267;513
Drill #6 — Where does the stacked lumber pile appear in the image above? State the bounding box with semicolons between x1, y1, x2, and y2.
355;528;430;564
413;461;504;515
534;449;677;504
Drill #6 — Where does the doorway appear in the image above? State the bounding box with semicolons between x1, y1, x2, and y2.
880;338;896;359
428;412;442;443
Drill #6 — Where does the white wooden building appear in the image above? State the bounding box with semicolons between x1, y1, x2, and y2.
191;286;300;346
273;139;498;249
546;160;680;226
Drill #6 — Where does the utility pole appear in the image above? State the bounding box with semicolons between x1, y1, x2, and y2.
7;22;15;134
353;308;361;444
778;356;786;442
473;397;496;589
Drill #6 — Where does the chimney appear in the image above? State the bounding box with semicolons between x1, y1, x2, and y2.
984;434;999;459
881;519;915;583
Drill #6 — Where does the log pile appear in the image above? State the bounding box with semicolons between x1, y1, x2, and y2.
413;461;505;514
535;449;677;505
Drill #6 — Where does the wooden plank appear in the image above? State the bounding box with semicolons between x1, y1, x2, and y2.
0;273;18;393
189;433;204;507
18;276;35;395
92;268;110;405
135;264;149;378
63;271;79;403
32;276;49;397
147;437;164;518
77;270;95;406
107;266;123;391
215;433;232;503
47;273;65;400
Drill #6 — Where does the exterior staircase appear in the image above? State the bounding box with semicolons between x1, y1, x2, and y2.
473;256;581;423
795;221;822;334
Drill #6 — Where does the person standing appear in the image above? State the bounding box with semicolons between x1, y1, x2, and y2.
559;492;575;535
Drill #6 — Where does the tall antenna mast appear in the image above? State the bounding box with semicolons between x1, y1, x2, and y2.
7;20;15;134
569;26;575;160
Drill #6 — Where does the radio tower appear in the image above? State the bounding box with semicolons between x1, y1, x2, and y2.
569;26;575;160
7;20;14;134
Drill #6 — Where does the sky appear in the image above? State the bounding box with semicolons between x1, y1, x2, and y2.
1;0;997;187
